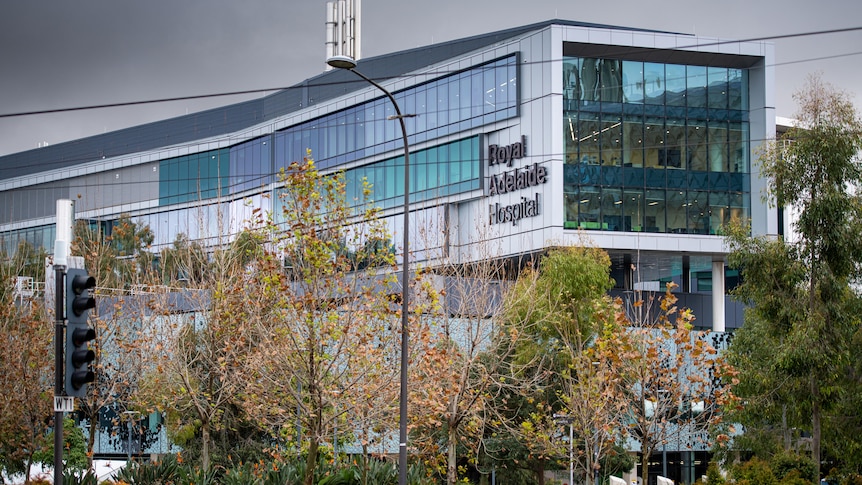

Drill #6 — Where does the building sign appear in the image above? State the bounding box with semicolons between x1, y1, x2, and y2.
487;135;548;225
488;135;527;167
489;194;541;225
487;162;547;196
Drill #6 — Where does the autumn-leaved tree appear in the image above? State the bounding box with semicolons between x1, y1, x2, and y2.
618;285;737;485
136;227;266;471
406;229;546;485
0;252;54;483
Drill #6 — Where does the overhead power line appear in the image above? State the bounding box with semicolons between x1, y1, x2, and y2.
0;25;861;121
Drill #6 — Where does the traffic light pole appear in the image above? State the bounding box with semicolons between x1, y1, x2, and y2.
54;264;65;485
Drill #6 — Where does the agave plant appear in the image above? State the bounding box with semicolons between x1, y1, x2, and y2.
112;455;183;484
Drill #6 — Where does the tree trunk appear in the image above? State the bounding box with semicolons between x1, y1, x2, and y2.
812;378;821;484
305;438;319;485
88;411;98;469
201;421;211;472
447;423;458;485
361;442;369;485
24;455;33;485
534;462;546;485
641;447;651;485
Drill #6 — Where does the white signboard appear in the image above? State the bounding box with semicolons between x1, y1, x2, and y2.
54;396;75;413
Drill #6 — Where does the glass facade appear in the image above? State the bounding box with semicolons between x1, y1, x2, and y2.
159;149;230;206
230;136;272;194
275;55;517;172
0;224;55;256
345;136;480;210
563;56;750;234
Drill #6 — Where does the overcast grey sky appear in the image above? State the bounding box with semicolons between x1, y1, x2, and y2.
1;0;861;157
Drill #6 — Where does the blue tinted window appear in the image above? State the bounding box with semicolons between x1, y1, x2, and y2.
274;55;517;172
563;55;750;233
332;136;480;212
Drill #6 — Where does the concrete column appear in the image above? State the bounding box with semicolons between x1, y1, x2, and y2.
682;255;690;293
712;259;725;332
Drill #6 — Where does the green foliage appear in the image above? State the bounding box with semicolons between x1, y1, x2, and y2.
33;418;89;472
317;467;360;485
726;75;862;478
704;461;725;485
599;444;635;478
505;246;613;349
113;454;184;484
770;451;816;483
731;457;777;485
63;468;100;485
221;459;305;485
109;455;432;485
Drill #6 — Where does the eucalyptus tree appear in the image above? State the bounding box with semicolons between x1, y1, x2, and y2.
726;75;862;480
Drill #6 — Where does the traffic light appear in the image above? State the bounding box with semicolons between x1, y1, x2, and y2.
65;268;96;398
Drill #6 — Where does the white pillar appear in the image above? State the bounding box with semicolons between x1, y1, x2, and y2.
712;259;725;332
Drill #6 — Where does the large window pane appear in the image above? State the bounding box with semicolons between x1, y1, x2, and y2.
578;186;601;227
728;68;747;111
644;63;665;105
623;189;644;231
666;190;687;233
687;120;707;171
622;117;644;167
664;118;685;169
581;58;600;104
644;118;664;169
600;114;623;166
600;60;623;103
687;65;707;108
688;190;709;234
602;188;623;231
708;67;728;109
708;121;728;172
564;58;581;105
665;64;686;107
577;112;601;165
622;60;644;104
708;191;729;234
645;189;666;232
729;122;748;173
565;114;579;164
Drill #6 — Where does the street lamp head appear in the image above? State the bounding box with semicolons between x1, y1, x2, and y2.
326;55;357;70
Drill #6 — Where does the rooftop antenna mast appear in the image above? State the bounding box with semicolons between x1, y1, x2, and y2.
325;0;361;69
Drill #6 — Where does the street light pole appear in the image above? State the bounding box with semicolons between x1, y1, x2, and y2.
658;389;669;480
326;55;413;485
554;414;574;485
123;410;139;463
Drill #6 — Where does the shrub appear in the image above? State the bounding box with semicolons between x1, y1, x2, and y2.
770;452;816;483
731;457;777;485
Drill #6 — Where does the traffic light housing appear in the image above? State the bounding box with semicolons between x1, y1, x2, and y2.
65;268;96;397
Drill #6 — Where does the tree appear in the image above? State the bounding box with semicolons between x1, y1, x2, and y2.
0;255;54;484
136;229;263;471
232;157;401;485
406;237;544;485
617;286;737;485
72;215;159;466
726;74;862;481
496;245;620;485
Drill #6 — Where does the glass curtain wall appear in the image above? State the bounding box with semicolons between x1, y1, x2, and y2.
276;55;517;172
563;55;750;234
